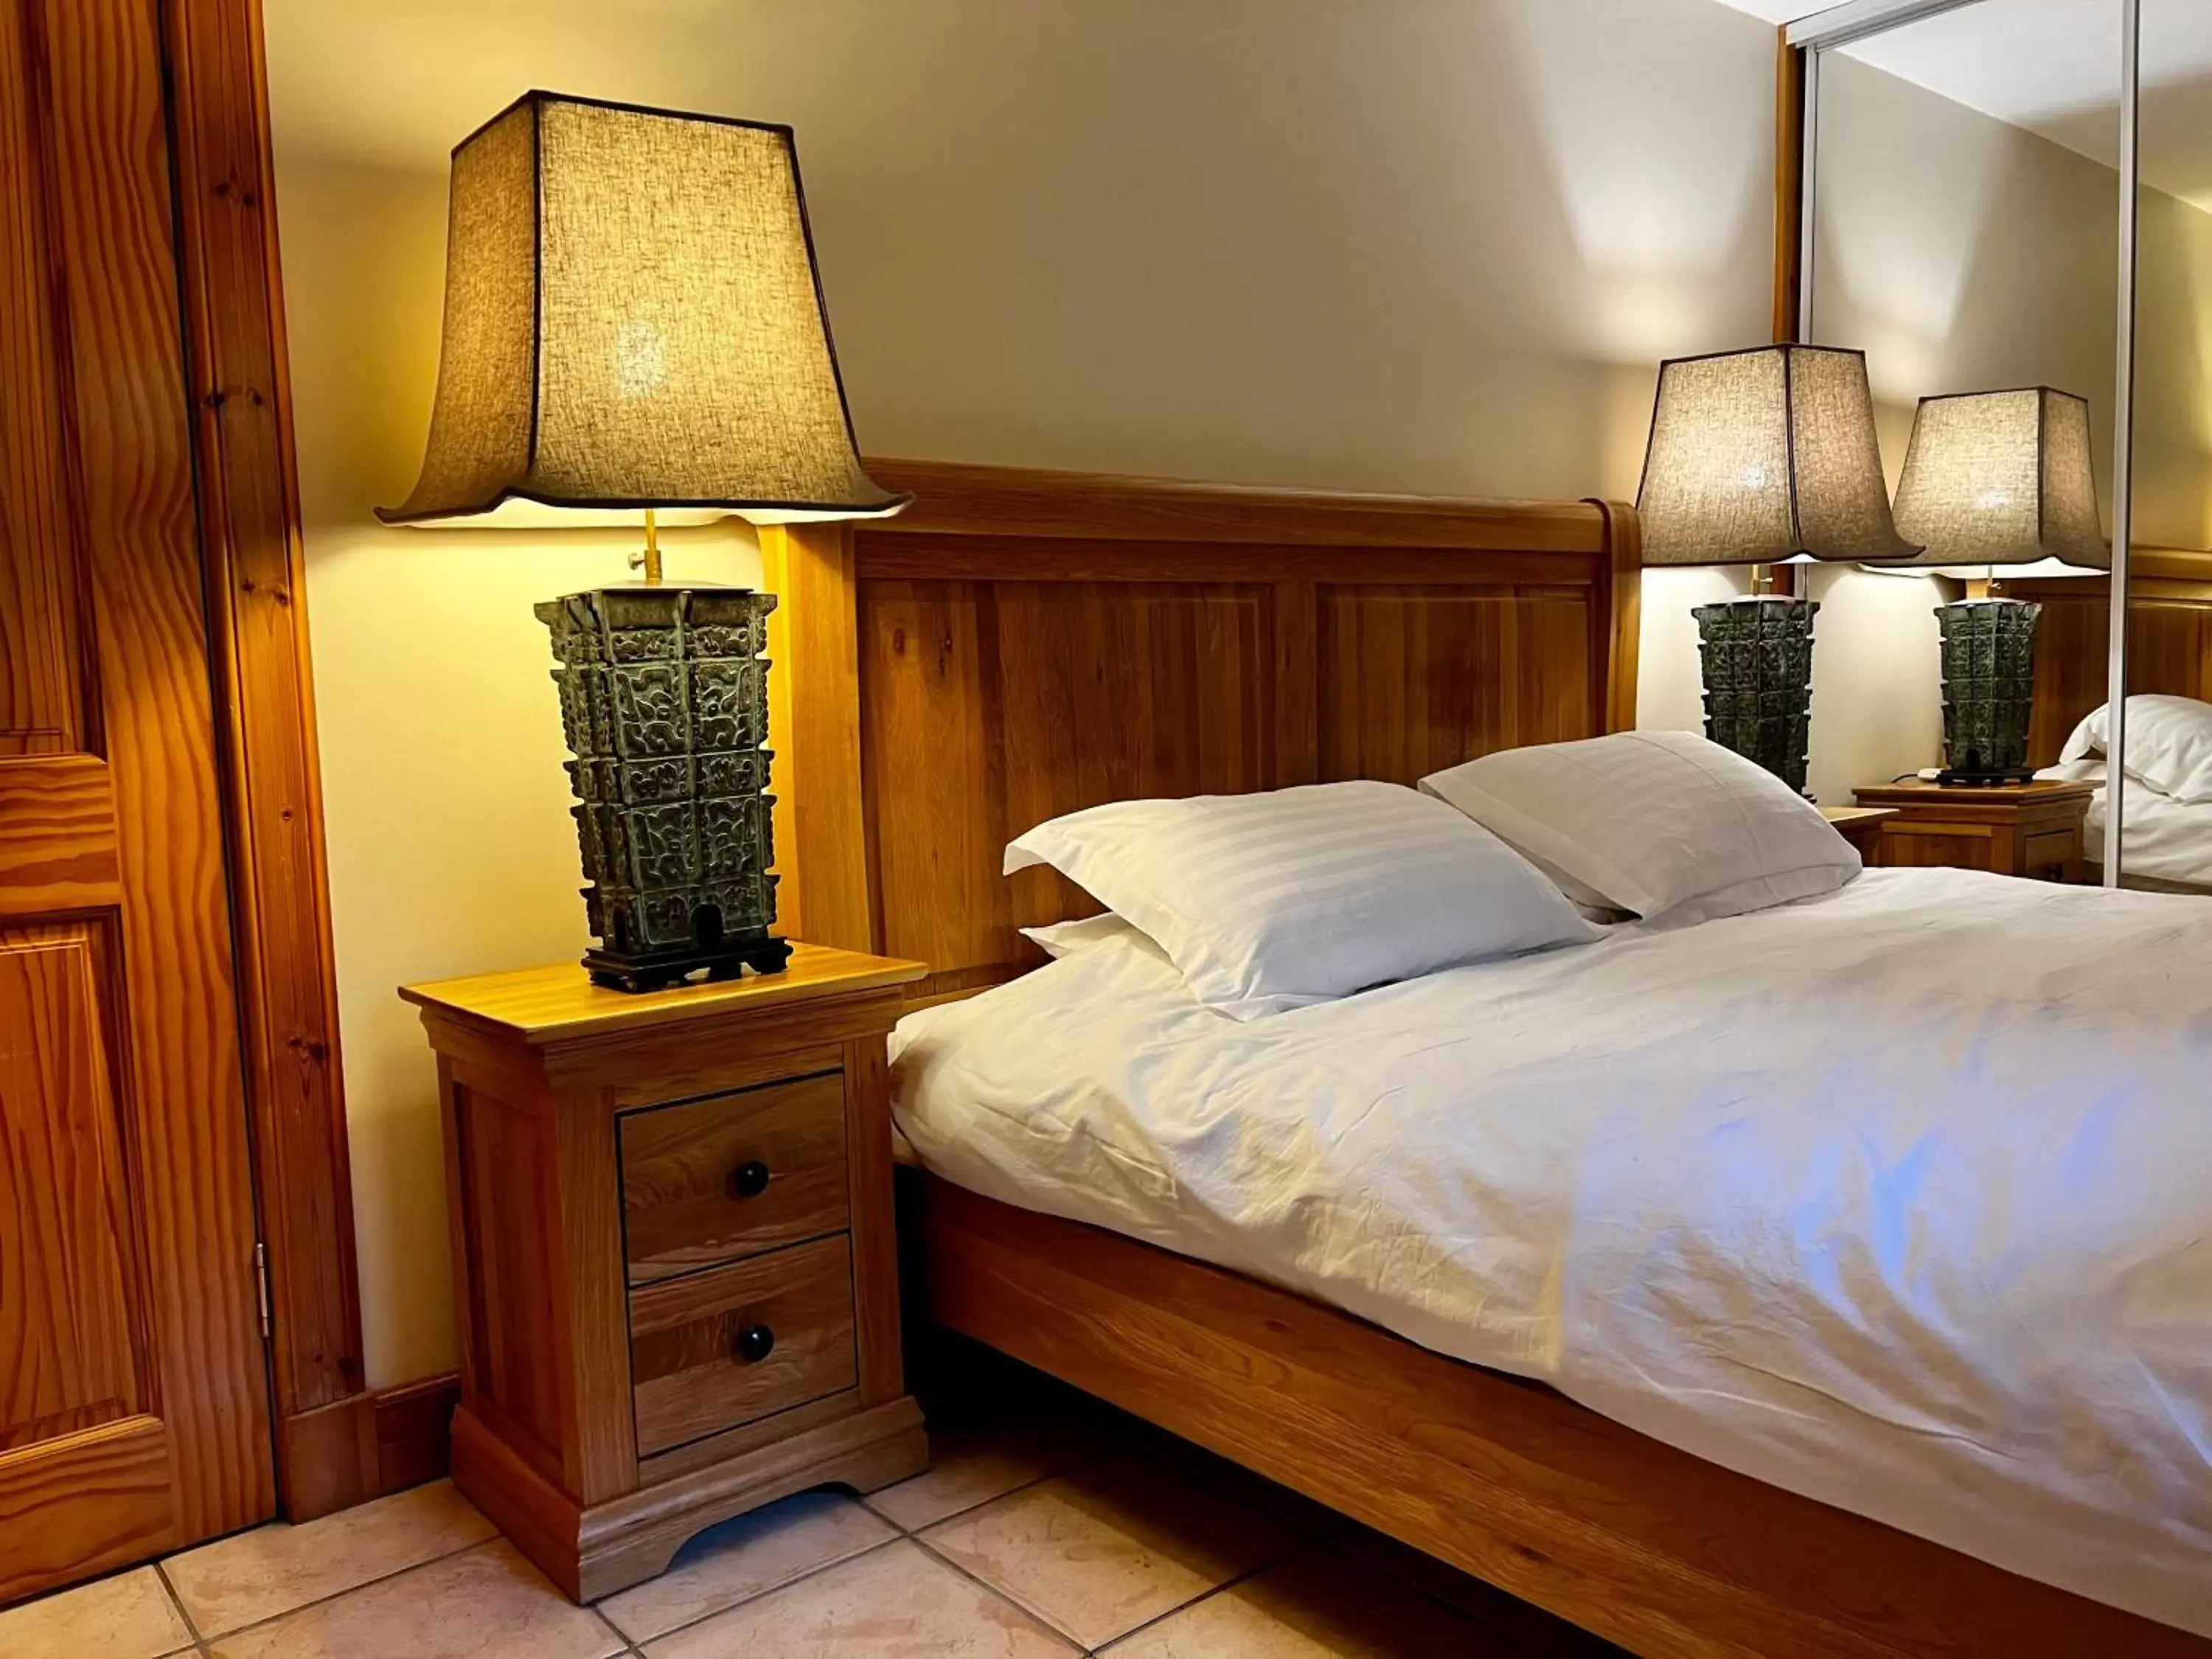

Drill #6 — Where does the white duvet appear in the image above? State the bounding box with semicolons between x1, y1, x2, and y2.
890;868;2212;1635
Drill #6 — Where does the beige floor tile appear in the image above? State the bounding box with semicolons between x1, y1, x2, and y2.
1101;1543;1533;1657
0;1566;194;1659
206;1538;621;1659
643;1537;1075;1658
599;1491;897;1641
866;1413;1096;1531
164;1476;495;1636
919;1452;1310;1649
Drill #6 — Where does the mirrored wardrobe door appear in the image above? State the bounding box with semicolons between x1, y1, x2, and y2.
2114;0;2212;893
1793;0;2132;871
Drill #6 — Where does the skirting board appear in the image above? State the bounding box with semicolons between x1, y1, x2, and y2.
373;1374;462;1497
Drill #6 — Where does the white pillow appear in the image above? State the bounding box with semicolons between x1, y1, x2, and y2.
2060;696;2212;804
1004;781;1597;1019
1419;731;1860;922
1021;913;1142;959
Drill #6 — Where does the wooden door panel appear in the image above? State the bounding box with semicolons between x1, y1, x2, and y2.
0;757;122;919
0;0;274;1601
0;0;83;759
0;925;144;1452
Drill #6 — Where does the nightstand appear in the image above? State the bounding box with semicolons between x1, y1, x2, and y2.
400;943;929;1601
1820;804;1896;859
1849;779;2097;881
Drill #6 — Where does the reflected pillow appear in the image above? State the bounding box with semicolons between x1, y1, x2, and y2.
1419;731;1861;923
2061;696;2212;804
1005;781;1598;1020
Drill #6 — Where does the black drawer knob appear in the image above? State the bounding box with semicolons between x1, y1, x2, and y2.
735;1324;776;1364
728;1160;771;1200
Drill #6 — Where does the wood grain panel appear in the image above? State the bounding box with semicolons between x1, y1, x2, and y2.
0;0;80;756
1317;585;1592;785
2018;577;2212;767
858;577;1279;988
0;1416;173;1603
0;928;142;1451
620;1073;849;1286
0;755;120;918
453;1084;563;1474
628;1237;856;1457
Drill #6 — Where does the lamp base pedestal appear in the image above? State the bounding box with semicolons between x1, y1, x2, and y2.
1692;594;1819;797
582;933;794;995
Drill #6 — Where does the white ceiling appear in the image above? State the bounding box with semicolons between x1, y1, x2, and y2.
1714;0;2212;208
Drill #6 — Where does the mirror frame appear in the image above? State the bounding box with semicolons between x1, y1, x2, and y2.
1775;0;2143;887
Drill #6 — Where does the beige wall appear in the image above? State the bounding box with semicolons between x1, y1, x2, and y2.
268;0;1783;1387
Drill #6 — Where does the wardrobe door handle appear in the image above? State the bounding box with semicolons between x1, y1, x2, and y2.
728;1160;770;1200
735;1324;776;1364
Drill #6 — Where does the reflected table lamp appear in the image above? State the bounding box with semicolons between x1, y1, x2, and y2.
1636;344;1918;795
1885;387;2108;785
380;91;908;991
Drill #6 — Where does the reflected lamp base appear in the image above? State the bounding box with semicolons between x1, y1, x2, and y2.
1933;597;2041;787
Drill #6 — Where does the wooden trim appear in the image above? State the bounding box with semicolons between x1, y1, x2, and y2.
162;0;370;1518
373;1374;461;1495
918;1173;2208;1659
1773;26;1806;344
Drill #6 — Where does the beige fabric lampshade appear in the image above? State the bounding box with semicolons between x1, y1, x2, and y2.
1636;344;1916;567
1888;387;2109;575
380;91;906;526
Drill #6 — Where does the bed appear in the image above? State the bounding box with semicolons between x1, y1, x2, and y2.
765;461;2211;1658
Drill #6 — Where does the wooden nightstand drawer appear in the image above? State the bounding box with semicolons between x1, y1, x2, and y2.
619;1072;849;1285
629;1234;858;1457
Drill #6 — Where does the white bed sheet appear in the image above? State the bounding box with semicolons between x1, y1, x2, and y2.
890;868;2212;1636
2071;771;2212;888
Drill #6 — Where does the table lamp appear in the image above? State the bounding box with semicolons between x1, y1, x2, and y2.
1636;344;1918;794
1885;387;2108;785
381;92;908;991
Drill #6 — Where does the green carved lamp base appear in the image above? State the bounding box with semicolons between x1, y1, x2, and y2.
536;585;791;994
1691;594;1819;797
1933;597;2041;785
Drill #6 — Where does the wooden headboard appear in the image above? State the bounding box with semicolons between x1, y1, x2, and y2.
764;461;1641;1003
2014;549;2212;765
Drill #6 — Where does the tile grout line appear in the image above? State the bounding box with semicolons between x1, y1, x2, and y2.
167;1527;504;1647
605;1531;912;1651
900;1528;1093;1655
151;1558;211;1657
1079;1531;1320;1657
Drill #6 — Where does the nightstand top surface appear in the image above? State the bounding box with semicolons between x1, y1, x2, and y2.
1853;778;2098;807
400;942;926;1044
1820;805;1896;827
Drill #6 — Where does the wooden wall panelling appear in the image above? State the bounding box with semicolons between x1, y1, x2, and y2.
762;521;873;955
2016;571;2212;766
162;0;369;1519
1773;27;1806;345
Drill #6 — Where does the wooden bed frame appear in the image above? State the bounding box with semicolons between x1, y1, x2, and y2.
768;461;2206;1659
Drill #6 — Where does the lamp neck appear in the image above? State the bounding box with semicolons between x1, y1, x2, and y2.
640;508;663;586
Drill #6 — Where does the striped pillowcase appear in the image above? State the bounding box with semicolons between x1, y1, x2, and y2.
1005;780;1597;1019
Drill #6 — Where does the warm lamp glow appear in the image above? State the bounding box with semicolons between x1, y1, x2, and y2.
1635;344;1916;568
1887;387;2108;578
379;91;907;527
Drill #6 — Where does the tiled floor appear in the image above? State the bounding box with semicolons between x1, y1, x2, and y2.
0;1395;1621;1658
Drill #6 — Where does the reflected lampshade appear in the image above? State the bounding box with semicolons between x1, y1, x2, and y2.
378;91;906;526
1636;344;1917;568
1888;387;2109;577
